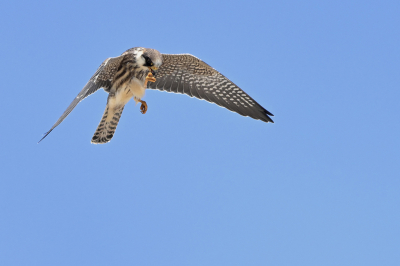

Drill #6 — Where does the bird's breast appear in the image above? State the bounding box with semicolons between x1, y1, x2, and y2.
125;77;146;99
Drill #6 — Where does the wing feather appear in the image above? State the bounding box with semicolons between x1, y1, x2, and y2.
147;54;274;123
39;55;126;142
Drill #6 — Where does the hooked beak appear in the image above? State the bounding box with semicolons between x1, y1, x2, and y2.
149;66;158;75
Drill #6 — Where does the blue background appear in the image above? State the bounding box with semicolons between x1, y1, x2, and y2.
1;0;399;265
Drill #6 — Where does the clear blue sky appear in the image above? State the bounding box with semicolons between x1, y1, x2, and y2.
1;0;399;265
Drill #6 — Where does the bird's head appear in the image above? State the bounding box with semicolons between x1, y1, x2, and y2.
141;48;162;74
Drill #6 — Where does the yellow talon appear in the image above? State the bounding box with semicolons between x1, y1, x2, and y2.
144;70;156;87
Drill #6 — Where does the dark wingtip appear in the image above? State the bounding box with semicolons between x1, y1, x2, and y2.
267;111;275;123
37;130;52;144
267;112;274;123
265;110;274;116
258;112;274;123
262;108;274;123
266;116;274;123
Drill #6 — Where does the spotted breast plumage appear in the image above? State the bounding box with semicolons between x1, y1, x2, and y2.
39;47;274;144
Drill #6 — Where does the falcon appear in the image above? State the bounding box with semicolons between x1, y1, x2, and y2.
39;47;274;144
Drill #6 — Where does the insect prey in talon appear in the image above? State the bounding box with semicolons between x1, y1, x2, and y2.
139;100;148;114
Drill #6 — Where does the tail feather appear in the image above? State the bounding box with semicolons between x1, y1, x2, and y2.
91;104;125;144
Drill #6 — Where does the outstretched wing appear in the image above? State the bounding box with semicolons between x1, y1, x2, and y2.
39;55;126;143
147;54;274;123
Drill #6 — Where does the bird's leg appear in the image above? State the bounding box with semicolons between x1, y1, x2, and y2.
140;69;156;114
139;100;148;114
144;69;156;88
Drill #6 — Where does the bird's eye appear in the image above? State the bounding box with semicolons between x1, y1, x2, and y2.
143;55;154;67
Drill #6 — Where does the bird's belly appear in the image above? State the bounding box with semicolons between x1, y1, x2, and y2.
115;78;145;105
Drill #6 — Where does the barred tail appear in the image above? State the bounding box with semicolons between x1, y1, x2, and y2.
91;104;125;144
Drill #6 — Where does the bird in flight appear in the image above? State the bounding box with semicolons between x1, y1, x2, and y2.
39;47;274;144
